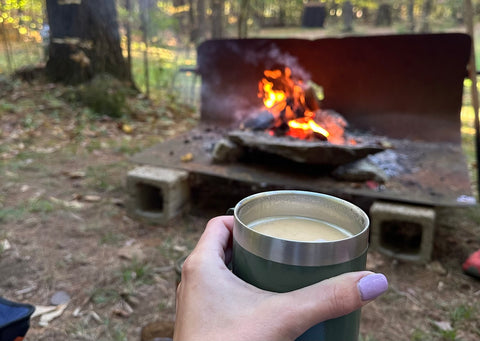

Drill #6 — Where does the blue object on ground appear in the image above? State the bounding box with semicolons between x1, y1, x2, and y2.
0;297;35;341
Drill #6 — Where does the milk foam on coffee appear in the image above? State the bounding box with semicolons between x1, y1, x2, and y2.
249;216;352;242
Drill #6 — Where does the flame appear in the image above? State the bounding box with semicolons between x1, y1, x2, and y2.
258;67;330;140
288;118;330;139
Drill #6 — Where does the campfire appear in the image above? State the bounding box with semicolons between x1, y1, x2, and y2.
213;65;384;166
241;66;352;145
252;66;347;144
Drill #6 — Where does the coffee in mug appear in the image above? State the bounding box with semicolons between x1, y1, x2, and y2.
249;216;352;242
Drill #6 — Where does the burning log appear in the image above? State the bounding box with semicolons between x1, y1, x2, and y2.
254;66;334;141
240;111;275;131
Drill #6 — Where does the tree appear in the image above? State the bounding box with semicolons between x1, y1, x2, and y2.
45;0;131;85
210;0;225;39
419;0;433;32
238;0;250;38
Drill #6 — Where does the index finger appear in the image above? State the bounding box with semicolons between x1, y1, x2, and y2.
195;215;234;262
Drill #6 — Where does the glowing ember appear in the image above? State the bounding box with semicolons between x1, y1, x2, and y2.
257;67;345;142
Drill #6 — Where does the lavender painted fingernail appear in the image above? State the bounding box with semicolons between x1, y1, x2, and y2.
358;273;388;301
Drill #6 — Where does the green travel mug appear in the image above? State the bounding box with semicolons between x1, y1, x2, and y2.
231;190;369;341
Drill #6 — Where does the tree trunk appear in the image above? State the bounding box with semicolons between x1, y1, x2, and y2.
210;0;224;39
140;0;150;97
278;1;286;27
125;0;132;80
407;0;415;32
375;3;392;27
342;1;353;32
188;0;196;43
45;0;130;85
0;21;13;73
420;0;433;33
238;0;250;38
196;0;206;44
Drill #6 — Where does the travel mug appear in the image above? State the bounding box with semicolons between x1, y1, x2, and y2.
231;190;369;341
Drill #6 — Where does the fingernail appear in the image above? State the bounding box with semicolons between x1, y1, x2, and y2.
358;273;388;301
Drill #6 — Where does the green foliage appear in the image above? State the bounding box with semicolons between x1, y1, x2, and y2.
0;206;25;223
85;163;123;192
451;304;476;324
0;0;45;36
0;198;54;223
411;328;429;341
76;74;132;118
99;231;125;246
120;259;154;285
91;288;121;305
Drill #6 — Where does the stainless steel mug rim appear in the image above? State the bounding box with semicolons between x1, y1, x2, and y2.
233;190;369;266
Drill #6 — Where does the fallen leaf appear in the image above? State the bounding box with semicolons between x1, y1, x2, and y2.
181;152;193;162
49;196;85;209
83;195;101;202
72;307;82;317
122;124;133;134
118;244;145;261
112;308;131;318
15;284;37;296
65;170;86;179
173;245;188;253
89;310;102;324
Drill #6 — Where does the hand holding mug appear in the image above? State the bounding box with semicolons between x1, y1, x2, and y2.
173;215;388;341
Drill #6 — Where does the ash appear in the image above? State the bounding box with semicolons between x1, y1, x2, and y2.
367;149;408;177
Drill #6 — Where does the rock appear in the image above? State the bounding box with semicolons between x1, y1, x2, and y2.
431;320;453;332
227;130;384;166
50;290;71;305
212;138;244;163
0;239;11;252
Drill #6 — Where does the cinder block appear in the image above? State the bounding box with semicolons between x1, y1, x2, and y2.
126;166;190;224
369;201;436;263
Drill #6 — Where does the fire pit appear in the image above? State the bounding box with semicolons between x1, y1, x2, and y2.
131;33;475;209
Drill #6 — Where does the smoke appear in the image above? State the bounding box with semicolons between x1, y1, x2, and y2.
243;43;311;82
200;41;313;124
221;41;311;82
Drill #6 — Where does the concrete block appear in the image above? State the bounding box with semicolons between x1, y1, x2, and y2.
369;201;436;263
126;166;190;224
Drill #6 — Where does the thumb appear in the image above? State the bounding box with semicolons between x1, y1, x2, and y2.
275;271;388;336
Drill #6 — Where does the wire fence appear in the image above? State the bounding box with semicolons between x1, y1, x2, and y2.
0;41;200;108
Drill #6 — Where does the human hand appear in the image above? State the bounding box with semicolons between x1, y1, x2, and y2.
173;216;388;341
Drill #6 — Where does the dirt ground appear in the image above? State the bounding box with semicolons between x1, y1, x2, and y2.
1;80;480;341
